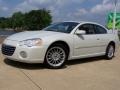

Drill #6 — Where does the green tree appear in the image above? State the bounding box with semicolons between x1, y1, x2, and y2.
25;9;52;30
0;17;12;29
0;17;6;23
0;9;52;31
11;12;25;30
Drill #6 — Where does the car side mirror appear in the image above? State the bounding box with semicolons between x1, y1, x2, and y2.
75;29;86;35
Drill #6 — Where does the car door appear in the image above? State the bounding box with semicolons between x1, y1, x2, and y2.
73;23;103;58
93;24;109;53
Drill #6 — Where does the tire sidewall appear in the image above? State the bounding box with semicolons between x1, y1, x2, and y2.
106;44;115;60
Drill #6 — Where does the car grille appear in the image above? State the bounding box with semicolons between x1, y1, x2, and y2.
2;44;16;56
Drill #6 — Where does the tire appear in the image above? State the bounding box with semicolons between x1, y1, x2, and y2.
105;44;115;60
44;44;68;69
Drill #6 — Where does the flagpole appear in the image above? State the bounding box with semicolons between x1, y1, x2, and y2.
113;0;117;33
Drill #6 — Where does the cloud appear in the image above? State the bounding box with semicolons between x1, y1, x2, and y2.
1;7;9;11
14;0;84;12
14;1;38;12
71;8;88;20
75;9;88;16
13;0;85;22
91;3;113;15
0;0;9;12
91;0;120;15
90;0;114;14
0;0;119;25
88;0;120;25
28;0;50;4
103;0;110;4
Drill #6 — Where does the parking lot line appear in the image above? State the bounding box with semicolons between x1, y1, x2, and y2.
18;68;42;90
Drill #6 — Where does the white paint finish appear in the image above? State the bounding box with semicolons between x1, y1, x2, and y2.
1;21;119;63
73;34;103;56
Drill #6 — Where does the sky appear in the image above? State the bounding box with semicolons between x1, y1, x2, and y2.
0;0;120;25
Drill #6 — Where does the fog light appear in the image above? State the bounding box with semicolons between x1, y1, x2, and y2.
20;51;27;58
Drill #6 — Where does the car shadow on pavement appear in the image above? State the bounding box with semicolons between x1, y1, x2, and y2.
4;59;46;70
66;56;105;66
4;56;105;70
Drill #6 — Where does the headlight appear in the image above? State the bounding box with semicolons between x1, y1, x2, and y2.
19;38;43;47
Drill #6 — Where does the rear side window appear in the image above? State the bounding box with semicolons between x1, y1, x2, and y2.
79;24;95;34
94;25;107;34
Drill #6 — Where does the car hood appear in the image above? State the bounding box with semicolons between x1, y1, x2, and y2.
7;31;64;41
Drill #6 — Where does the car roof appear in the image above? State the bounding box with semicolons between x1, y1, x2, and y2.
63;21;101;25
52;21;107;30
63;21;106;28
62;21;108;31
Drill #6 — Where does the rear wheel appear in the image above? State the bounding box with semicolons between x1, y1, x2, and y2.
105;44;115;60
44;44;68;69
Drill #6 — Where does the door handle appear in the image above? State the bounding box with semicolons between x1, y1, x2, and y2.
97;38;100;40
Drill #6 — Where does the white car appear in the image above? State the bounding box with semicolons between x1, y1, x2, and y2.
1;21;119;68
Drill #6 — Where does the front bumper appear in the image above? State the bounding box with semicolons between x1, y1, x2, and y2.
2;39;48;63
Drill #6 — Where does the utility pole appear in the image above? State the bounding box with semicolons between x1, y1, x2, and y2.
113;0;117;33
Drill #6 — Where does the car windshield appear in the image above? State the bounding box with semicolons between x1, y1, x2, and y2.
44;22;79;33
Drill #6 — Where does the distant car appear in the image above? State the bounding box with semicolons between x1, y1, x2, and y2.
1;21;119;69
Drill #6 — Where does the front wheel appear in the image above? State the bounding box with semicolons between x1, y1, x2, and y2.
44;44;68;69
105;44;115;60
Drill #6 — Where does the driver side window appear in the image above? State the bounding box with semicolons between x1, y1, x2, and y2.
78;24;95;34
